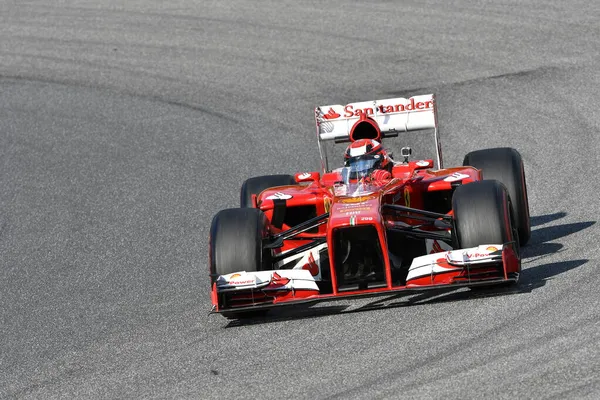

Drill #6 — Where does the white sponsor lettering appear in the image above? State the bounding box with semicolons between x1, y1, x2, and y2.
229;279;255;285
465;252;491;259
266;192;293;200
444;173;470;182
227;274;257;286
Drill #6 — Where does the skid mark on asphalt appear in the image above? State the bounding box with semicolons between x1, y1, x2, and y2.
0;74;238;123
385;65;564;98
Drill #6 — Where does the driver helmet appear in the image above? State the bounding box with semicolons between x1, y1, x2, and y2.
344;139;392;173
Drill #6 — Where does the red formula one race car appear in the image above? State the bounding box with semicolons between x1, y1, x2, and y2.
209;94;530;319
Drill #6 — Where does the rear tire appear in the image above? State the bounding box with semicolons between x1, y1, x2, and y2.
463;147;531;245
240;175;296;208
209;208;272;320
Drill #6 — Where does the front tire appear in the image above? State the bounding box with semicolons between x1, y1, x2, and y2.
452;180;515;248
209;208;272;320
452;180;520;286
463;147;530;245
209;208;271;281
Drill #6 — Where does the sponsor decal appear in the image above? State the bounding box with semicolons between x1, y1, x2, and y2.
427;239;453;254
343;98;434;118
338;202;372;214
339;197;370;204
345;210;362;215
349;215;357;226
443;172;470;182
228;274;257;286
229;279;256;285
465;252;491;259
319;120;335;133
298;172;312;180
321;108;341;120
404;187;410;207
416;160;430;167
266;192;293;200
268;272;290;288
339;204;369;209
431;240;444;254
486;246;499;252
333;186;347;196
340;206;371;214
360;217;373;221
343;209;370;215
301;252;320;276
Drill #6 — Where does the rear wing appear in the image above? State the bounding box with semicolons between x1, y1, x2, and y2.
314;94;442;171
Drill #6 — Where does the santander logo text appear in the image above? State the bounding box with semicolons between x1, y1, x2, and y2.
343;98;434;118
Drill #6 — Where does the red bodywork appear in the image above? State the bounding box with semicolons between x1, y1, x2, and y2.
211;160;520;314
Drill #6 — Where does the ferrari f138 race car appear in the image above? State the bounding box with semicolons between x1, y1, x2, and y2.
209;94;530;319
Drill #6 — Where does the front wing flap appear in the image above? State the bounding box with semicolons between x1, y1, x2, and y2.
216;269;319;292
211;244;519;314
213;269;320;311
406;244;519;286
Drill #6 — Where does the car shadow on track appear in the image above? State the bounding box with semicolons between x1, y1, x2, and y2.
529;211;566;227
224;260;589;328
528;221;595;245
223;213;594;328
522;215;595;259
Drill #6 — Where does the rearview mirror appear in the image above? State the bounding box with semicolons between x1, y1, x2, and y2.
295;172;321;183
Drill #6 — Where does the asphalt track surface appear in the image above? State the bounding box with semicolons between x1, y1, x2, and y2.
1;1;600;399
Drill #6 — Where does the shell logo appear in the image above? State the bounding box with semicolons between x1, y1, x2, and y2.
230;273;241;279
486;246;499;252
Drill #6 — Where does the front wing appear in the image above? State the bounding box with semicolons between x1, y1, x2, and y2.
210;244;519;315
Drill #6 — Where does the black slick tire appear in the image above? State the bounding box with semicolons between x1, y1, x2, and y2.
463;147;531;245
453;180;516;248
452;180;520;288
209;208;271;281
209;208;272;320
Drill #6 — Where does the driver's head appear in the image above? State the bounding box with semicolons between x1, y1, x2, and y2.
344;139;391;173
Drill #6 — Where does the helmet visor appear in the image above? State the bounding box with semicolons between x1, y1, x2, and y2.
345;156;380;180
